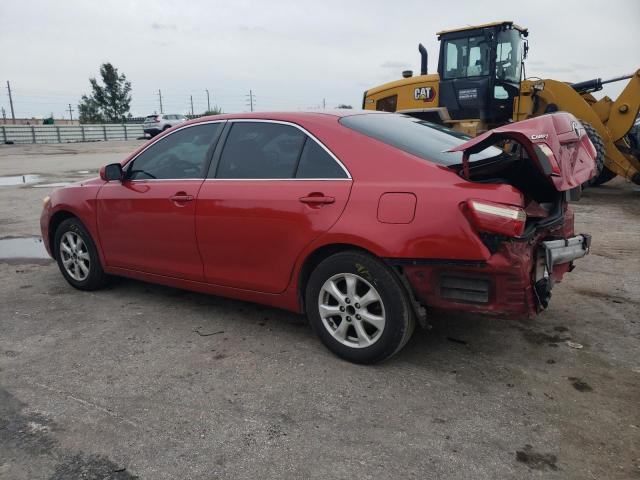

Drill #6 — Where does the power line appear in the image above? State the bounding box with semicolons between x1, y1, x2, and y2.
246;89;255;112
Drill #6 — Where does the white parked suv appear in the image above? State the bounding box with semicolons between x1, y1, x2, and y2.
143;114;187;137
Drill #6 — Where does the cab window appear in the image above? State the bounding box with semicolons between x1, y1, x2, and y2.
376;95;397;112
443;36;490;79
495;29;522;83
126;123;222;180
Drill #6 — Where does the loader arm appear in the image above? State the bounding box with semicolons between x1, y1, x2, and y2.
516;70;640;182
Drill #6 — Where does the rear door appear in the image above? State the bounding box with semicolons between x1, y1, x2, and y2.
195;120;352;293
97;122;224;280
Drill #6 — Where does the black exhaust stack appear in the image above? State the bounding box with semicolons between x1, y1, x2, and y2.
419;43;428;75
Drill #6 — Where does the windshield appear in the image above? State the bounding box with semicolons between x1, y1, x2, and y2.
495;29;522;83
339;113;503;166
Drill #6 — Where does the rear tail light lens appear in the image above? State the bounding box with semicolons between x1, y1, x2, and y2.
466;199;527;237
532;143;561;176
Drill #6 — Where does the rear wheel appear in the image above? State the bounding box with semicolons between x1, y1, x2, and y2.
582;123;608;187
54;218;107;291
305;251;415;364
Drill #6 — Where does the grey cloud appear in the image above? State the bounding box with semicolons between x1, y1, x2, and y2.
151;22;177;30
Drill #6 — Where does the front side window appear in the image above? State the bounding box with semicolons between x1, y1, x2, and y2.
127;123;222;180
443;36;490;79
215;122;306;179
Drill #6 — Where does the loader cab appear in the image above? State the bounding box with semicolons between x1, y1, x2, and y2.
437;21;528;125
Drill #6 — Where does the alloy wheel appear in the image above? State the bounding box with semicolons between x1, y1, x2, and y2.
318;273;386;348
60;231;90;281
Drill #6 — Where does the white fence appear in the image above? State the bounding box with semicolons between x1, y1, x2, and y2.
1;124;145;144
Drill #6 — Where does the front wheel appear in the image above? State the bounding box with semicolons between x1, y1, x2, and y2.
305;251;415;364
54;218;108;291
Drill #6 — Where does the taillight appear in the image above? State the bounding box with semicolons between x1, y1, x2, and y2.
154;116;161;123
532;143;561;176
466;199;527;237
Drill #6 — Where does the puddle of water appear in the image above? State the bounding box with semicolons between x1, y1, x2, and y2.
32;182;72;188
0;236;51;263
0;174;42;186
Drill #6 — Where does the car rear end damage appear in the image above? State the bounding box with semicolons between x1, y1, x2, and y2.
401;113;596;317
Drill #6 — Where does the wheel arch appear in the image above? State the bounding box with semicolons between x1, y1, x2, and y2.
296;243;378;312
48;210;78;259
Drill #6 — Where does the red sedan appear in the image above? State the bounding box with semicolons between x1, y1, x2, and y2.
40;111;595;363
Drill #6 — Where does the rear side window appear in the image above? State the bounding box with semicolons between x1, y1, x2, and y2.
127;123;222;179
339;113;502;165
216;122;306;179
296;140;347;179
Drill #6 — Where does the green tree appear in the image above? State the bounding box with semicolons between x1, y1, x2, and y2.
78;63;132;123
336;104;353;109
203;106;224;115
78;95;104;123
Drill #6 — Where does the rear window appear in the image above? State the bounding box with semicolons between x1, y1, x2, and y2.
339;113;502;165
145;115;157;121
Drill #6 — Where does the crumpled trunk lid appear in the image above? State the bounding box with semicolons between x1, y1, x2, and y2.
447;112;597;191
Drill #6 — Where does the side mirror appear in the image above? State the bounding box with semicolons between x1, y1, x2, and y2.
100;163;123;181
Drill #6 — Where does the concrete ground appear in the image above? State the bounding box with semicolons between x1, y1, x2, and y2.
0;141;638;480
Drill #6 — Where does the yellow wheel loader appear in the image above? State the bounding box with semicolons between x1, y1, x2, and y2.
363;21;640;185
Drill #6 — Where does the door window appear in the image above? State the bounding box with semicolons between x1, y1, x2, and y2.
127;123;222;180
215;122;306;179
296;139;347;179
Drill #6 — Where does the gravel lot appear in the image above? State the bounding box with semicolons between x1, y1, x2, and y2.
1;140;639;479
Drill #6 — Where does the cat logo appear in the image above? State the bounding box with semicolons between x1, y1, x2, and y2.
413;86;435;102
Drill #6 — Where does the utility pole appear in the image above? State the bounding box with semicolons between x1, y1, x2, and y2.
1;107;6;123
158;89;163;114
67;104;74;122
246;90;255;112
6;81;16;124
206;89;211;112
322;98;326;109
190;95;194;116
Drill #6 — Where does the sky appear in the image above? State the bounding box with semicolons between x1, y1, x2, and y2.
1;0;638;119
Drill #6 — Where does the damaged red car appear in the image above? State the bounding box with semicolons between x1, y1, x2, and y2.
40;111;596;363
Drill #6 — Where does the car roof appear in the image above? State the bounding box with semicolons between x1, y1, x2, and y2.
184;109;386;127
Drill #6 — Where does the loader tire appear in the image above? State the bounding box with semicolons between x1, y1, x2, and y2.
582;123;607;187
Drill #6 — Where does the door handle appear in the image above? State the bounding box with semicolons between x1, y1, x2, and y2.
170;194;194;203
299;195;335;205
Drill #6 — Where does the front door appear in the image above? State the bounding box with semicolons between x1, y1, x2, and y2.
195;121;352;293
96;122;224;280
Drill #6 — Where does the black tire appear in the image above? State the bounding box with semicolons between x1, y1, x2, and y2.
54;217;108;291
582;122;607;187
305;251;415;364
591;166;617;186
162;125;171;131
